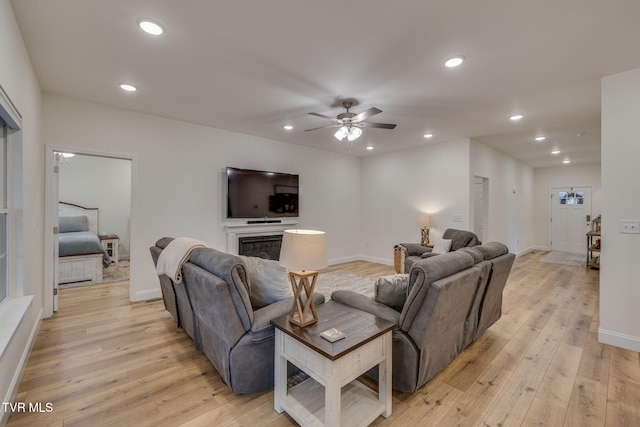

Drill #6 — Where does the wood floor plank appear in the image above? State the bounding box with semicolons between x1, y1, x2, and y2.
564;376;608;426
605;375;640;427
7;252;639;427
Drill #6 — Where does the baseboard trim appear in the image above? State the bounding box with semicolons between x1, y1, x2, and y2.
358;255;393;266
132;288;162;302
327;255;361;266
598;328;640;352
517;246;547;257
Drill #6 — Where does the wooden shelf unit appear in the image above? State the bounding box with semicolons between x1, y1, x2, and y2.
586;230;600;269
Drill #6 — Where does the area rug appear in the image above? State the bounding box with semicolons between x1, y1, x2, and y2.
59;261;130;289
538;251;586;267
314;270;375;301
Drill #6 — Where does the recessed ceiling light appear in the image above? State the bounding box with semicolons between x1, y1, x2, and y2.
510;114;524;121
119;84;137;92
423;133;433;139
366;146;374;150
444;56;465;68
283;125;293;130
551;149;560;154
137;18;164;36
563;159;571;164
535;136;546;141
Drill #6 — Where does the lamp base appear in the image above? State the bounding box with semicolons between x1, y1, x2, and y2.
287;270;319;327
421;227;431;247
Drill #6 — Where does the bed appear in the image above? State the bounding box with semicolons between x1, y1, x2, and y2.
58;202;111;284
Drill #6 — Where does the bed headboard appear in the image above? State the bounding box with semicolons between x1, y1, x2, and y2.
59;202;99;234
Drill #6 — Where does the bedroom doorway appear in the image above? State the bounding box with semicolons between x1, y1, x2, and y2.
45;148;132;315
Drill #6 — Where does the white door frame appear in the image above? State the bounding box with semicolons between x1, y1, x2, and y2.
44;145;136;317
472;176;489;243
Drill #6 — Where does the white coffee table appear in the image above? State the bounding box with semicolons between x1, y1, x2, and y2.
272;301;395;427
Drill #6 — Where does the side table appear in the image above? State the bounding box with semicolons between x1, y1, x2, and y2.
272;300;395;426
100;234;119;263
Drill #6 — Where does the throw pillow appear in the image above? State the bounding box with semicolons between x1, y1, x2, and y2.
240;256;292;309
374;274;409;312
432;238;452;254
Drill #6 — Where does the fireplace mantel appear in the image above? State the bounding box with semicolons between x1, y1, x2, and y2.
224;220;299;255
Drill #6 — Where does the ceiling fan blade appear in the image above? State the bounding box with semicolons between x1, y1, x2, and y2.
308;112;339;121
304;124;340;132
359;121;397;129
351;107;382;123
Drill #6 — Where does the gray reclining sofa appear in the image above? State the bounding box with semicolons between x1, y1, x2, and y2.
332;241;514;392
150;237;325;394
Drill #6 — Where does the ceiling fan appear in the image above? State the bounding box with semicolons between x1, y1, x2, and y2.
305;99;396;144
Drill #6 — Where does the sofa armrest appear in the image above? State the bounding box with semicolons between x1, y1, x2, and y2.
331;290;401;325
251;293;325;333
399;243;433;257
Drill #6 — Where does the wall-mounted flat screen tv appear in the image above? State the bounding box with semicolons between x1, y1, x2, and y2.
226;167;299;219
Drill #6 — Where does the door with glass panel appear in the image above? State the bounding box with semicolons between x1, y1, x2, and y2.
550;187;592;253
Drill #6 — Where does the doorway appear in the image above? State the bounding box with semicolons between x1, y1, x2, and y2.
473;176;489;243
550;186;592;254
44;147;133;316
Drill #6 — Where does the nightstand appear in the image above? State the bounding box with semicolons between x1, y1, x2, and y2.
100;235;119;263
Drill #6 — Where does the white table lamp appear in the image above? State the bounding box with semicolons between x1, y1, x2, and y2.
279;229;327;327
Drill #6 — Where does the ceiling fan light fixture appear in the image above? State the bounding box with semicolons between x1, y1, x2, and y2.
334;126;348;141
347;126;362;142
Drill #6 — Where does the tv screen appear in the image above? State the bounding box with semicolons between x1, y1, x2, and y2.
226;167;299;219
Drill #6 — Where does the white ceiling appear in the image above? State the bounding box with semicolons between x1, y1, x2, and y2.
10;0;640;167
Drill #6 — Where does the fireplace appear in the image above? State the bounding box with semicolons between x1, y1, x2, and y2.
238;235;283;260
224;221;298;258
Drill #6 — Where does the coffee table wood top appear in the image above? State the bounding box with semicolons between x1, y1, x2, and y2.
271;300;396;361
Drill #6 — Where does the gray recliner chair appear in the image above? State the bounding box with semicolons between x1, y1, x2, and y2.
150;237;325;394
332;250;486;392
400;228;481;272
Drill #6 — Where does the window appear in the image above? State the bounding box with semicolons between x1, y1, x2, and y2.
0;120;7;303
558;190;584;205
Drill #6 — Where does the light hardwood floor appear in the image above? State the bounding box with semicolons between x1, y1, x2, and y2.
8;251;640;426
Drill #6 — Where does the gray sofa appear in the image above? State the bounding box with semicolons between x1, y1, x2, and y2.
332;241;514;392
399;228;481;272
150;237;325;394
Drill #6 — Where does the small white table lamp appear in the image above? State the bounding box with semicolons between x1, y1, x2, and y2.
418;215;432;247
279;229;327;327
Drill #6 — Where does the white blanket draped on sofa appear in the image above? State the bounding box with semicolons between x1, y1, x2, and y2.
156;237;207;283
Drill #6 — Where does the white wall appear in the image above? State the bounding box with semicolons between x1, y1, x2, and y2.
470;140;535;255
360;139;471;263
599;68;640;351
0;0;43;422
42;94;362;301
59;154;132;260
533;164;601;250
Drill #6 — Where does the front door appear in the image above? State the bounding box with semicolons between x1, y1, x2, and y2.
550;187;592;254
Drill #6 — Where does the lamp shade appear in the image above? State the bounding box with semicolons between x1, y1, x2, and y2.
418;215;432;228
279;229;327;271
